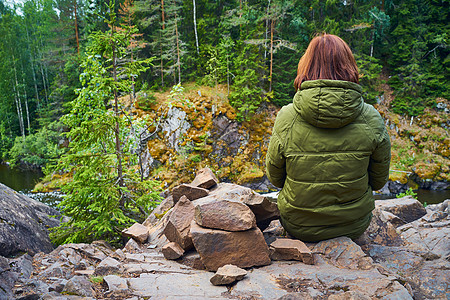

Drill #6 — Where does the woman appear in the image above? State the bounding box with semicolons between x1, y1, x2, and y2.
266;33;391;242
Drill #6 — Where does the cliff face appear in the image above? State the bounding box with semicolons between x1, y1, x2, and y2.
377;96;449;190
133;84;448;194
133;84;278;192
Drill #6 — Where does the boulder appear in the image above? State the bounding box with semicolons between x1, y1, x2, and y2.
104;274;128;292
190;221;271;271
0;183;61;257
62;275;94;297
269;238;315;264
207;183;279;229
191;167;219;189
122;223;149;244
375;197;427;224
172;184;209;203
313;237;374;270
210;264;247;286
193;197;256;231
143;196;174;228
94;257;122;276
163;195;195;250
176;251;206;270
161;242;185;260
355;208;404;247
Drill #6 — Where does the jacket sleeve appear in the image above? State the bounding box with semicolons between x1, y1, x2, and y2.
368;128;391;190
265;131;286;188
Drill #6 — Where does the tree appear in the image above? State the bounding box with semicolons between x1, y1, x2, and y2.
50;0;160;245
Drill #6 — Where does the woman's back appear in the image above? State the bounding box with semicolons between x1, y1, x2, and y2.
266;79;390;241
265;34;391;242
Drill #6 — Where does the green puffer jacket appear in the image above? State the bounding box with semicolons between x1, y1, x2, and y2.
266;79;391;242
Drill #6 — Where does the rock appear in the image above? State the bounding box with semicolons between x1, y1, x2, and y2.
379;210;406;227
375;197;427;224
143;196;174;228
123;238;142;253
0;183;61;257
210;264;247;286
163;195;195;250
313;237;373;270
191;167;219;189
354;208;404;247
122;223;149;244
327;291;371;299
104;275;128;291
206;183;280;229
94;257;122;276
62;275;94;297
172;184;209;203
161;242;185;260
190;221;271;271
176;251;206;270
48;279;67;293
128;271;228;298
269;238;315;264
193;197;256;231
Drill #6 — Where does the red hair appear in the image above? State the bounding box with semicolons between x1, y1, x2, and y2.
294;33;359;90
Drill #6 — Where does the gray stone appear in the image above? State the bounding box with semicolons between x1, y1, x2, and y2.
123;237;142;253
172;184;209;203
190;221;271;271
62;275;94;297
193;197;256;231
375;197;427;224
128;271;228;298
104;275;128;291
122;223;149;244
355;208;404;247
191;167;219;189
94;257;121;276
313;237;373;270
0;183;61;257
48;279;68;293
210;264;247;286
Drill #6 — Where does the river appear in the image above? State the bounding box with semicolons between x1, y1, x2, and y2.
0;163;63;207
0;164;449;208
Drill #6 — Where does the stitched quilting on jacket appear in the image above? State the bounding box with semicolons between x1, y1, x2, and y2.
266;79;391;242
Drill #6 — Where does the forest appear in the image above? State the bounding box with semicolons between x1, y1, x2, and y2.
0;0;448;244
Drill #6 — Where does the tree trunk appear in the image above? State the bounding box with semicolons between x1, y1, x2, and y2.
74;0;80;55
175;11;181;84
25;27;40;110
193;0;199;55
12;53;25;139
269;19;274;92
22;76;31;134
160;0;165;87
111;24;125;206
264;0;271;60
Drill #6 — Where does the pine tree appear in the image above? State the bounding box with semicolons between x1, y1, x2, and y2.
50;0;160;245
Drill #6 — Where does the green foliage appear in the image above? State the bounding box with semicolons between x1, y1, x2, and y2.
355;54;382;104
50;1;160;246
8;122;64;168
396;187;418;200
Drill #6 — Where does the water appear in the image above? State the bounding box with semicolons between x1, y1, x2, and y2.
374;189;450;205
0;163;63;208
0;163;448;207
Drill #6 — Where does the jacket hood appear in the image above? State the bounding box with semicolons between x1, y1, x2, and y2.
293;79;364;129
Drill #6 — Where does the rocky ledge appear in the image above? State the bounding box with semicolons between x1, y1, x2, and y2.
4;169;450;300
